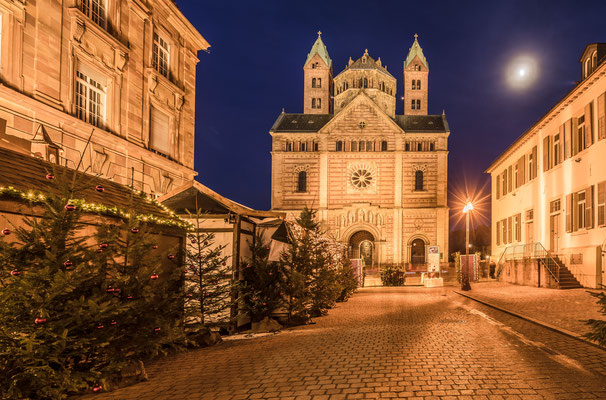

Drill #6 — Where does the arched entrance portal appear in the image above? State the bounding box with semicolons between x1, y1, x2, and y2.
410;238;426;266
349;230;375;267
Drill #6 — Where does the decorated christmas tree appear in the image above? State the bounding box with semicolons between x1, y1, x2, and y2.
183;209;231;336
0;168;183;399
238;232;285;323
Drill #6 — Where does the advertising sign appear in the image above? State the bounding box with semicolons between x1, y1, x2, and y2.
428;246;440;273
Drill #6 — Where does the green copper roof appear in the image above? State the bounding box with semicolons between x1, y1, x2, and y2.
404;34;428;69
305;31;332;68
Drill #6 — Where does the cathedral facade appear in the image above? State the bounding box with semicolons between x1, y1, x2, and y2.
270;33;449;268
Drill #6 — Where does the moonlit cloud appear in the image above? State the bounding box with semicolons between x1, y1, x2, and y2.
506;55;539;90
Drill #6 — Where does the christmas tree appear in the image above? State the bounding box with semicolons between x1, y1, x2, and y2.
585;290;606;346
238;232;285;323
0;168;183;399
182;209;231;336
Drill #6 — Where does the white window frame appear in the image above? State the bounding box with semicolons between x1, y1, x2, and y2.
598;182;605;227
153;32;170;79
577;190;586;230
75;64;107;128
149;106;171;157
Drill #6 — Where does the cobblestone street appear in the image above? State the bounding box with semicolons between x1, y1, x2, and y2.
85;287;606;400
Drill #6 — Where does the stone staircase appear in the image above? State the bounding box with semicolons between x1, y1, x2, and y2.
541;255;582;289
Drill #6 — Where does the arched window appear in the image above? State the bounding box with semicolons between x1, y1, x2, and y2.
430;142;435;151
411;99;416;110
417;142;422;151
286;141;292;152
317;78;322;88
585;58;591;78
312;98;316;108
358;78;363;88
417;80;421;90
317;98;321;108
313;142;319;151
351;141;358;152
592;51;598;69
412;80;416;90
363;78;368;88
405;142;410;151
301;142;307;152
366;141;373;151
312;78;316;88
381;141;387;151
359;140;365;151
297;171;307;192
336;141;343;151
415;170;423;191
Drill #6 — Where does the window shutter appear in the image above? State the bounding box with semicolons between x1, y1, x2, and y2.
150;107;171;156
508;216;513;244
543;136;550;171
566;193;572;232
559;123;565;161
519;155;526;185
586;185;595;229
571;117;579;156
572;192;579;232
497;221;501;246
565;119;572;159
516;214;521;241
585;102;594;147
599;93;606;140
531;146;538;179
508;165;513;192
598;182;605;226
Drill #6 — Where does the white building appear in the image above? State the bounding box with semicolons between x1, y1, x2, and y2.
487;43;606;289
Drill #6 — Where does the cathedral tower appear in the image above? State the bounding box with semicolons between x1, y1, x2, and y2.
403;34;428;115
303;31;333;114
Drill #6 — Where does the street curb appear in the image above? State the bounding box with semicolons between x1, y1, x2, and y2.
454;291;606;352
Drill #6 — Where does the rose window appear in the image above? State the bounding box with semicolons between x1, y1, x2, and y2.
350;169;374;189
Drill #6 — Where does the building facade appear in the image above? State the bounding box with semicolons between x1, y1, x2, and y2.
487;43;606;288
0;0;208;196
270;33;449;268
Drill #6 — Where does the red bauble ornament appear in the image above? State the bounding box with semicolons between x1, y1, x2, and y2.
130;228;139;234
152;245;158;249
185;294;192;298
2;228;11;235
222;261;226;266
191;238;197;244
279;292;284;296
45;173;55;180
92;385;103;392
96;324;104;329
10;270;20;276
154;327;161;332
167;254;175;260
263;302;267;306
150;273;159;280
99;243;109;249
96;248;103;253
197;255;203;259
269;272;273;276
34;318;47;325
127;295;133;300
203;241;208;246
110;320;117;326
95;185;105;192
64;203;76;211
63;260;73;267
266;246;270;250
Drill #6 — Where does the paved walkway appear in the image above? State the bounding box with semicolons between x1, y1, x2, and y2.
458;281;604;336
82;287;606;399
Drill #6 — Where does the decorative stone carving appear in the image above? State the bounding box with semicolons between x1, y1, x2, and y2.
116;50;128;71
148;74;159;94
175;94;185;111
73;18;85;42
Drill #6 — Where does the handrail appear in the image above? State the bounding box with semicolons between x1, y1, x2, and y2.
495;242;561;286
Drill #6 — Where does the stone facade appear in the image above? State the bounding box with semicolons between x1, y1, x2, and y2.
0;0;208;197
270;34;449;267
487;43;606;288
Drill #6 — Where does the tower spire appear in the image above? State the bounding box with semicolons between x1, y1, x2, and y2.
304;31;332;68
405;34;428;69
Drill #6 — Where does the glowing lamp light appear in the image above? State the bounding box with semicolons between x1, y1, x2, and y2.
463;202;474;213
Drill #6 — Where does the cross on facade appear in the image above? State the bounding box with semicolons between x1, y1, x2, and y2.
414;33;418;40
318;30;322;36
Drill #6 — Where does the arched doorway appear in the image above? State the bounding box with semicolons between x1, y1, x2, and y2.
349;230;375;267
410;238;426;266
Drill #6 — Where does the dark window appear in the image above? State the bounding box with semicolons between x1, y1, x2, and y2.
312;98;316;108
415;170;423;191
405;143;410;151
301;142;307;152
416;99;421;109
312;78;316;88
286;141;292;152
381;141;387;151
313;142;319;151
336;141;343;151
417;143;422;151
351;141;358;151
411;99;416;110
417;80;421;90
297;171;307;192
363;78;368;88
412;80;416;90
430;142;435;151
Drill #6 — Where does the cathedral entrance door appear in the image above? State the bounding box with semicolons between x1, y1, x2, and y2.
411;238;426;266
349;230;375;267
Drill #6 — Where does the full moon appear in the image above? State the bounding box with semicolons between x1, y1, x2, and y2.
506;55;538;90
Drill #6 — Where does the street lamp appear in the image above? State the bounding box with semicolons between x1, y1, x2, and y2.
461;201;473;291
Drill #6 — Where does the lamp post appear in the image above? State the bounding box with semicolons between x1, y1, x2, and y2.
462;201;473;291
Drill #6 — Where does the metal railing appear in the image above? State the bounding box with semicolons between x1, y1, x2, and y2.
495;242;561;286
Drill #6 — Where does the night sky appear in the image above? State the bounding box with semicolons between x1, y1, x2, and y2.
175;0;606;227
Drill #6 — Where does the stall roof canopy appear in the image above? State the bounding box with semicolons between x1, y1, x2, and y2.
160;181;285;218
0;147;176;221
